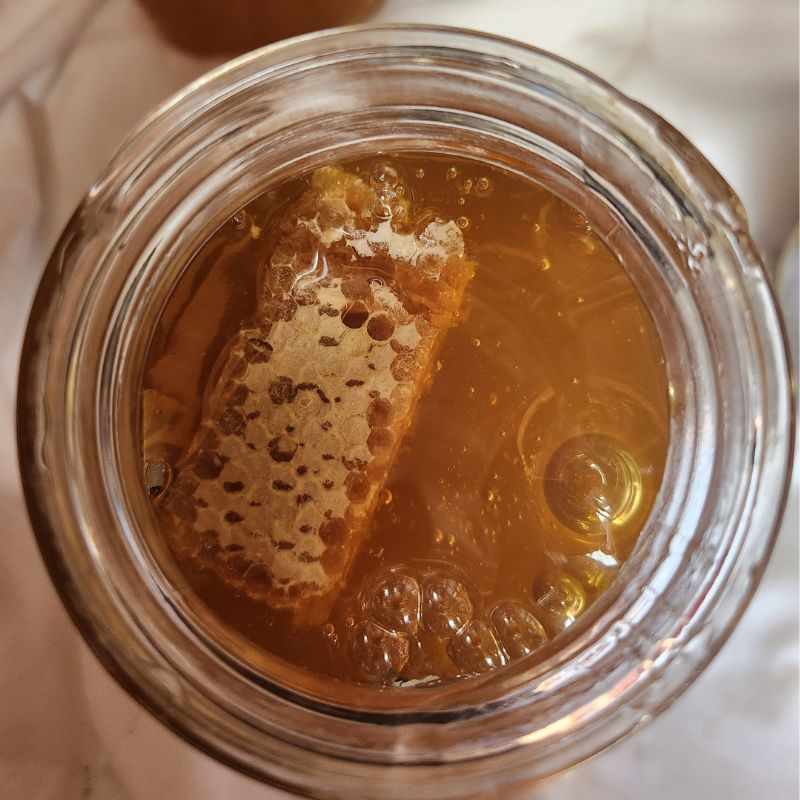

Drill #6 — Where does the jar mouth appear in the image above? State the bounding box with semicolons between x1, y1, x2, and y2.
16;24;794;797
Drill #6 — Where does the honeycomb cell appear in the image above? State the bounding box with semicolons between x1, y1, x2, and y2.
350;619;409;681
143;457;172;498
421;574;472;638
447;619;505;674
532;571;586;632
364;571;421;634
490;602;547;660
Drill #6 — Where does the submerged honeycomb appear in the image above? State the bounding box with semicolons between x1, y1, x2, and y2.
158;165;475;624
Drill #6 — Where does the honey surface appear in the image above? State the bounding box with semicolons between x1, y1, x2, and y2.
143;154;669;685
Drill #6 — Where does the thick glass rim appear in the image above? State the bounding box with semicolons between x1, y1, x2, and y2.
16;25;794;798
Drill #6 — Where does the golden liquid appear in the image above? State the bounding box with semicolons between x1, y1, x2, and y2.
143;154;669;685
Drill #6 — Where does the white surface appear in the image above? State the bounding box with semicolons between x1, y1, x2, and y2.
1;1;797;798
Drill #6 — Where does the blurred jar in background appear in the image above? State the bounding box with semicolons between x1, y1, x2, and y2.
137;0;382;55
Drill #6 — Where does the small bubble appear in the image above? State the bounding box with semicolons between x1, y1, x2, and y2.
457;197;466;206
467;386;476;397
491;602;547;659
472;338;481;347
422;575;472;638
372;189;403;221
540;258;551;272
321;622;338;644
446;166;458;181
461;179;473;194
144;457;172;498
488;392;498;407
433;528;444;544
415;168;425;179
365;571;421;634
475;176;493;197
486;488;498;504
532;222;541;233
448;619;505;673
379;487;393;505
576;296;585;304
570;377;579;385
456;216;470;230
532;571;586;632
371;162;399;188
230;210;247;230
446;533;456;548
351;620;409;680
569;550;620;593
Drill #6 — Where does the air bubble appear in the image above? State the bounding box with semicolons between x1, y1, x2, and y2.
322;622;338;644
475;177;493;197
371;189;405;221
540;258;551;272
447;619;504;673
488;392;498;407
446;166;458;181
230;210;247;230
364;571;421;634
532;571;586;631
144;457;172;498
461;179;473;194
544;433;643;536
490;602;547;660
456;216;470;230
371;162;399;189
350;620;409;680
415;168;425;179
568;550;619;593
379;487;393;505
421;575;472;638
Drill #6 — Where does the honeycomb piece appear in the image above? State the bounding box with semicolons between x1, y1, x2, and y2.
157;165;475;624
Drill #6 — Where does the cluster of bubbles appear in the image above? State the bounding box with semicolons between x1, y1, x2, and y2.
344;563;597;683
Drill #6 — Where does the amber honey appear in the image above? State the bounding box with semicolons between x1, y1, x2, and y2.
142;153;669;685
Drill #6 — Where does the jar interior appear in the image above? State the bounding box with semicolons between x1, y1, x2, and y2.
100;104;698;715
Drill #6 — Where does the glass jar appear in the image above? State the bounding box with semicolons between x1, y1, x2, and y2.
16;26;794;799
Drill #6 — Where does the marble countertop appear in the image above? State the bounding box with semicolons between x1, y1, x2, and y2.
1;1;797;798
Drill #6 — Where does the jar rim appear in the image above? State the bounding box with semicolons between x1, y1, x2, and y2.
16;24;795;798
